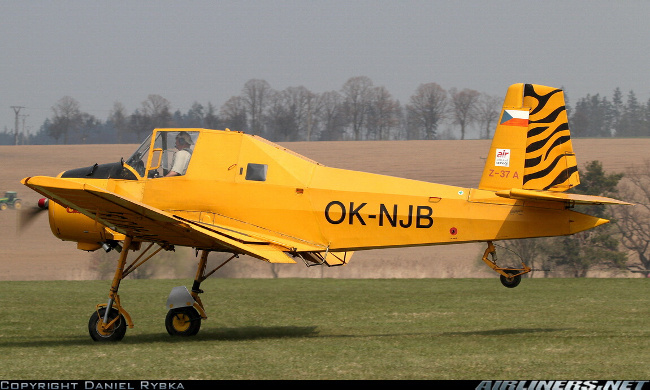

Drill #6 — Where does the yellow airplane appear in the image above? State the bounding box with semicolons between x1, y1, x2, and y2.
21;83;630;341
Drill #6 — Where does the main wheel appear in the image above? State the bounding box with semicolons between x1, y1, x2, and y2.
165;307;201;336
500;270;522;288
12;201;21;209
88;307;127;341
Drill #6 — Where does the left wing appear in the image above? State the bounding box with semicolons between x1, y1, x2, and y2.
22;176;328;263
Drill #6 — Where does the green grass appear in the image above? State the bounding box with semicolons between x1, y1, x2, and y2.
0;278;648;380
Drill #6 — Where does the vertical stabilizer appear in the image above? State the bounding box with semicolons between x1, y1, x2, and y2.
479;84;579;192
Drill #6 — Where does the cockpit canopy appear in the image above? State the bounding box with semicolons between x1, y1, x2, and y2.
126;130;200;178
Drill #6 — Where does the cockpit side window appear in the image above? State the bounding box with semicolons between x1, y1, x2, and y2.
124;131;199;179
149;131;199;178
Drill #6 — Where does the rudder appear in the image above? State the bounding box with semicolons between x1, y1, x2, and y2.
479;83;579;192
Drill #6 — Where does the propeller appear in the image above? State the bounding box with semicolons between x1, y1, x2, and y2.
17;198;49;234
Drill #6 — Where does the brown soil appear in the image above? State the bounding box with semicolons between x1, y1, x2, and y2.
1;138;647;280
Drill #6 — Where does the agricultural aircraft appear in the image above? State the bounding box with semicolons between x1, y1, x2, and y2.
21;83;630;341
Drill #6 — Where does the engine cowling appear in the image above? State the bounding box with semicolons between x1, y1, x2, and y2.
43;198;124;251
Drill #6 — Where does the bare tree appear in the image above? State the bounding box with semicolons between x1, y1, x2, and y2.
365;86;401;140
78;113;100;144
50;96;83;144
185;102;205;127
300;87;321;141
281;86;319;141
266;89;298;141
141;94;172;128
500;238;550;278
341;76;374;140
204;102;220;129
612;160;650;277
406;83;447;140
317;91;346;141
449;88;480;140
128;109;152;142
241;79;272;136
475;93;501;139
220;96;247;131
109;102;129;143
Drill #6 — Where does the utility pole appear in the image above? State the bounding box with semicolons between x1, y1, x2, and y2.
11;106;25;145
20;114;29;144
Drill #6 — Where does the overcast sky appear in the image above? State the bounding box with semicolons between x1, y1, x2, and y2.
2;1;650;137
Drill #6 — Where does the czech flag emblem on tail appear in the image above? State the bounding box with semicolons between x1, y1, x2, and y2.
500;110;529;127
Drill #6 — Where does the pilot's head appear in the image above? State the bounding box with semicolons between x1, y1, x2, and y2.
175;132;193;149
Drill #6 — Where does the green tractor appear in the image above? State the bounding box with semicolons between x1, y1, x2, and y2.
0;191;22;211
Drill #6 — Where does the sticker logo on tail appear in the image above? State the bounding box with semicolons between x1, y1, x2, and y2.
495;149;511;167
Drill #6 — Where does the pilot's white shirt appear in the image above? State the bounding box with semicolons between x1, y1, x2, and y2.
170;149;192;175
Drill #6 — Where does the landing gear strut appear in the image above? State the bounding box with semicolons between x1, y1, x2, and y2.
481;241;530;288
89;237;172;341
89;236;136;341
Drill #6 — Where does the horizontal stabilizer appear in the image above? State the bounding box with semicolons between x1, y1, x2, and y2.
495;188;632;205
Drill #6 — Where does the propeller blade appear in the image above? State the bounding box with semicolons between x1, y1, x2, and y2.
17;198;49;234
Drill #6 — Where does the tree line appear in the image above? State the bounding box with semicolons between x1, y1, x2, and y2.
4;76;650;145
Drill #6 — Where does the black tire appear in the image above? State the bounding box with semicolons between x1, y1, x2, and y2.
88;307;127;341
165;307;201;336
500;270;522;288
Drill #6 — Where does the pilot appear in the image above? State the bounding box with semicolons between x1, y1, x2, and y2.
165;131;193;177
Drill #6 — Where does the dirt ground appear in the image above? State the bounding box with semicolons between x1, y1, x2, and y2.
1;138;647;281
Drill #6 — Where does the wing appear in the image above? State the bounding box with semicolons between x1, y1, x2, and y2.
22;176;329;264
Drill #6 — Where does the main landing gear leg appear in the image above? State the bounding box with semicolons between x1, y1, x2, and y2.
88;236;135;341
481;241;531;288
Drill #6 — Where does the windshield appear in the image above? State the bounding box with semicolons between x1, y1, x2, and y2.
125;134;152;177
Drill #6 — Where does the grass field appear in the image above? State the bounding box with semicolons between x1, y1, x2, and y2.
0;278;648;380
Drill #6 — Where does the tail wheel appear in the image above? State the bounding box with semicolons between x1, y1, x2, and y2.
500;270;522;288
165;307;201;336
89;308;127;341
